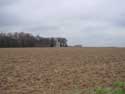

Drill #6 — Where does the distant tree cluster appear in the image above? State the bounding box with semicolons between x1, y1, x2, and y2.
0;32;68;48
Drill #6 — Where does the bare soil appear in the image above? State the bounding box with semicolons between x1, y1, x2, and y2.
0;48;125;94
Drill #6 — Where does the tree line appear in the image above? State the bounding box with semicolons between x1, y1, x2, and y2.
0;32;68;48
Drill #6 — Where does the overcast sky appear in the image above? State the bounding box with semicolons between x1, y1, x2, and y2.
0;0;125;47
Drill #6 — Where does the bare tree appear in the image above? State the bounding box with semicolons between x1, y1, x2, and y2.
0;32;68;48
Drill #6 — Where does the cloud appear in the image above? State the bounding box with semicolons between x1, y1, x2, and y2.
0;0;17;7
0;0;125;47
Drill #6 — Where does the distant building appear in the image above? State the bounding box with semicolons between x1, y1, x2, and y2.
74;45;83;48
54;38;61;47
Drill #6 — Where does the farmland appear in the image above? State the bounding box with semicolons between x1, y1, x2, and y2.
0;48;125;94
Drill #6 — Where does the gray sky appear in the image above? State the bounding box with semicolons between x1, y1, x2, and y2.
0;0;125;47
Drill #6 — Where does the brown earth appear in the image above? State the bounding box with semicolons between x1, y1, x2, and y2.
0;48;125;94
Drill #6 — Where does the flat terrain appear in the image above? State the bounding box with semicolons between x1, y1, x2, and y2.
0;48;125;94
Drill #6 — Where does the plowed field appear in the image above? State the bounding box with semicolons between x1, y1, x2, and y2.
0;48;125;94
